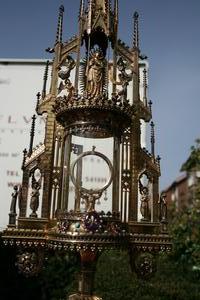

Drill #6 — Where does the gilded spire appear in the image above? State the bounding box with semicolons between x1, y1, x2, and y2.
114;0;119;24
79;0;85;19
36;92;41;113
150;121;155;156
133;11;139;49
143;68;147;106
55;5;64;44
148;100;152;114
21;148;27;170
29;114;36;156
42;60;49;98
87;0;93;35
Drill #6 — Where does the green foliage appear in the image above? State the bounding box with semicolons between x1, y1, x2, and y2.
94;251;200;300
39;252;79;300
171;139;200;274
181;139;200;172
170;197;200;274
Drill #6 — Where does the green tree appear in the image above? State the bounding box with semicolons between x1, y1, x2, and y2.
171;139;200;273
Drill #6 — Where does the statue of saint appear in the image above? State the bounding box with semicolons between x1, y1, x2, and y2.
160;193;167;221
57;55;75;98
117;57;132;102
140;186;151;221
87;50;106;98
10;185;18;214
30;182;40;217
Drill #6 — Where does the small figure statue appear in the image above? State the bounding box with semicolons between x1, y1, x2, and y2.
87;49;106;98
116;57;133;102
10;185;18;214
30;181;40;218
140;186;151;221
81;191;102;212
9;185;19;226
57;55;75;98
159;193;167;222
18;185;23;215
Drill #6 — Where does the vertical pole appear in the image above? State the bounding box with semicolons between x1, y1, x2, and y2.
29;114;36;156
112;137;120;213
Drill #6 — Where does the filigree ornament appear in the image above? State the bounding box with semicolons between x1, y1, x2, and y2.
57;55;75;98
57;220;70;233
16;251;43;277
116;57;133;102
134;253;156;280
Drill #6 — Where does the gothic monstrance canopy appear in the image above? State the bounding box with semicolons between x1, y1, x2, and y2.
3;1;171;299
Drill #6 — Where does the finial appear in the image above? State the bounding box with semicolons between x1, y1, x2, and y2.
36;92;41;113
42;60;49;98
150;121;155;156
114;0;119;23
133;11;139;49
79;0;85;19
143;68;148;106
21;148;27;170
87;0;93;35
55;5;65;44
29;115;36;156
148;100;152;114
157;155;161;166
157;156;161;173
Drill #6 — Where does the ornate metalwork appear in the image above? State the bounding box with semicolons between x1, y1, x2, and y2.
16;250;43;277
133;252;156;280
2;1;172;299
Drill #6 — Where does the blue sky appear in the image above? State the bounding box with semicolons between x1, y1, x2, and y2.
0;0;200;189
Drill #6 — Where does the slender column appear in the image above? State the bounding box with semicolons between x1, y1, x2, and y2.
133;11;139;49
69;250;101;300
42;60;49;98
74;145;83;212
55;5;64;44
150;121;155;156
112;0;118;94
129;118;141;222
152;176;159;222
29;114;36;156
61;133;72;210
143;68;148;106
75;0;84;92
112;137;120;213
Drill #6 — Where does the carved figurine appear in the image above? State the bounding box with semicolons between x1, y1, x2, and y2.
116;57;132;102
140;186;150;221
58;55;75;98
87;50;106;98
10;185;19;214
81;191;102;212
9;185;19;226
30;182;40;218
159;193;167;222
